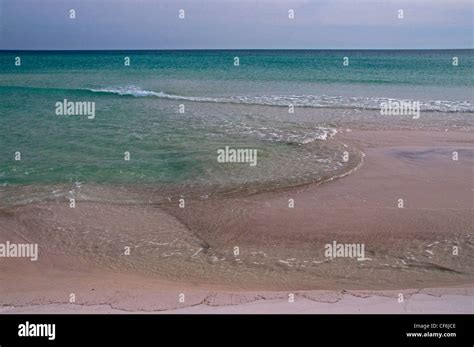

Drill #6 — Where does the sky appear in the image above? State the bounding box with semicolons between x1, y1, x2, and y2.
0;0;473;50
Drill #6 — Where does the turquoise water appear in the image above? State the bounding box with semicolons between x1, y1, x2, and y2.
0;50;473;203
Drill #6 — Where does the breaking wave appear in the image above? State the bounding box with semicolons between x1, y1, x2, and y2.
88;86;474;113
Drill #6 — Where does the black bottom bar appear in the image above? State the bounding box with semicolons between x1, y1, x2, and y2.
0;314;472;346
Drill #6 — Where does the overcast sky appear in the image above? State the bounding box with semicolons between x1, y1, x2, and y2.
1;0;472;50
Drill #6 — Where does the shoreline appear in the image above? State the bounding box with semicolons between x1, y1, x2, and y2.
2;287;473;314
0;129;472;313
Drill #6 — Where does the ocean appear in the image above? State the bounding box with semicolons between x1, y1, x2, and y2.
0;50;473;205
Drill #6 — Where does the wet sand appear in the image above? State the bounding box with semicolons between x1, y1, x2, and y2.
0;129;473;313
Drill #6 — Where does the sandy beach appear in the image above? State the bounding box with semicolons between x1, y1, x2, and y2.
0;129;472;313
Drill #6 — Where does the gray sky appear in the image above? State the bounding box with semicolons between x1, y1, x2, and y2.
1;0;473;50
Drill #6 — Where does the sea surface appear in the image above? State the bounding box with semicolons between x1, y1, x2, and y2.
0;50;473;205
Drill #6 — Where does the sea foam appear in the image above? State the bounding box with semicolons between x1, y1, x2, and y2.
88;86;474;113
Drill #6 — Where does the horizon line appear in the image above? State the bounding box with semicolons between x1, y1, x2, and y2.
1;48;473;52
